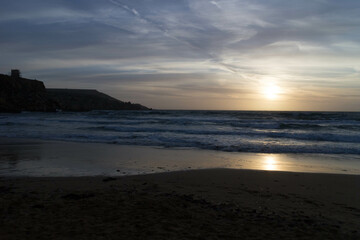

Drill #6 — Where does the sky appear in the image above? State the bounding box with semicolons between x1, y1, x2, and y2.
1;0;360;111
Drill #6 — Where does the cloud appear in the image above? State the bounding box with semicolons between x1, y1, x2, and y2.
1;0;360;110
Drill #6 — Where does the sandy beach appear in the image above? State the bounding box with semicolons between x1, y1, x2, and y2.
1;169;360;239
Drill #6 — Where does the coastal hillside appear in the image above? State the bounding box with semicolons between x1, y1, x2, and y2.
0;71;149;112
47;89;148;111
0;73;57;112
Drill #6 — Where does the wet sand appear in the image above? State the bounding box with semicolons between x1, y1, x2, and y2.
1;137;360;176
1;169;360;239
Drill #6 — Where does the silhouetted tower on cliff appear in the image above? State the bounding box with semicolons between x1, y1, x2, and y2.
11;69;21;79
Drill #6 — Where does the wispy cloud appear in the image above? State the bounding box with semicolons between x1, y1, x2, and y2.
1;0;360;110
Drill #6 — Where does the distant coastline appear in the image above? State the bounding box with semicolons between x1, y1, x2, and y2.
0;70;149;113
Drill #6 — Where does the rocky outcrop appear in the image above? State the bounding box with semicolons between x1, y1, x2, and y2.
0;73;149;112
46;89;149;111
0;74;57;112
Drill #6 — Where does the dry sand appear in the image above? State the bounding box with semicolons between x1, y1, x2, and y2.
1;169;360;239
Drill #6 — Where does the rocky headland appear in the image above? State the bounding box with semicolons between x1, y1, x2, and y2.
46;89;148;112
0;71;149;112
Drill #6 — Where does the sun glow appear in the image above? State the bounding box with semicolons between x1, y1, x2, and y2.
263;84;281;100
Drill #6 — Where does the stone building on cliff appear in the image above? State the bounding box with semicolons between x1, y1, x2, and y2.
11;69;21;79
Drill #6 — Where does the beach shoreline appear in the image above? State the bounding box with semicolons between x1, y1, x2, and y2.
1;137;360;176
1;137;360;238
1;168;360;239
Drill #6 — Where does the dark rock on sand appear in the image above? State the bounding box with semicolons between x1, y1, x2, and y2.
102;177;117;182
61;193;95;200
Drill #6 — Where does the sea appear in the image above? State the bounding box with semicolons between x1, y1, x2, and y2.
1;110;360;154
1;110;360;176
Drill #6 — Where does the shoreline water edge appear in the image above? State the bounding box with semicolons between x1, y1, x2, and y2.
1;110;360;176
1;137;360;176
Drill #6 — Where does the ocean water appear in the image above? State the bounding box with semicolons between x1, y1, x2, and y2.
1;110;360;154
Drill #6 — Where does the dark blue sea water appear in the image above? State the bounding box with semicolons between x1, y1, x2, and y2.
1;110;360;154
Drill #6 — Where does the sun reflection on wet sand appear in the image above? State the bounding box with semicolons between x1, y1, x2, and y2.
1;138;360;176
263;155;279;171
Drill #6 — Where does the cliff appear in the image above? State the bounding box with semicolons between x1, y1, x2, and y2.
0;74;57;112
0;73;149;112
46;89;148;111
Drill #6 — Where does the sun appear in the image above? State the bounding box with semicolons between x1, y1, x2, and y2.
263;84;281;100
